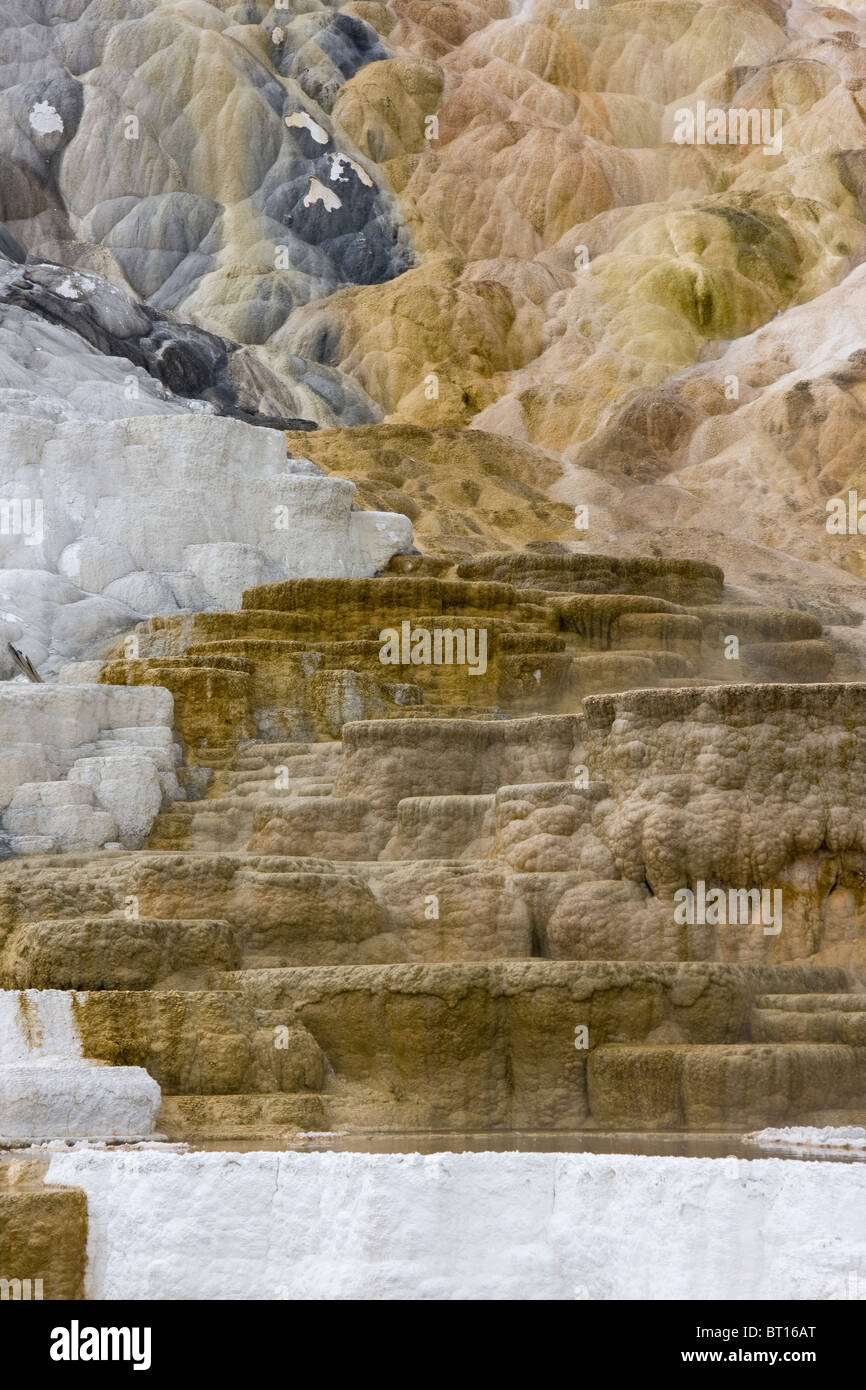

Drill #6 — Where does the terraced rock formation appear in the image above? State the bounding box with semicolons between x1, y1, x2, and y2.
4;0;866;1306
2;554;865;1143
92;554;841;743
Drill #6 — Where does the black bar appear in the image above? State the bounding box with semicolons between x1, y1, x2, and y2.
0;1298;857;1375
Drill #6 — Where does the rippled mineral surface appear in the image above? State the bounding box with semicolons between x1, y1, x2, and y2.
3;0;866;1307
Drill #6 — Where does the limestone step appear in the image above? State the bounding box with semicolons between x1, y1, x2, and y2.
65;987;326;1096
145;744;344;852
0;1159;87;1300
0;916;241;990
388;704;502;720
233;741;343;770
206;963;853;1130
756;993;866;1011
455;552;724;603
752;1008;866;1044
203;781;337;802
240;576;556;620
248;796;389;860
158;1093;326;1141
103;568;845;770
184;743;241;770
145;809;253;852
693;605;823;645
587;1043;866;1130
228;763;338;787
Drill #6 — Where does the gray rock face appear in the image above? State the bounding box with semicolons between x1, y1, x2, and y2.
271;10;389;112
0;0;411;347
0;256;382;428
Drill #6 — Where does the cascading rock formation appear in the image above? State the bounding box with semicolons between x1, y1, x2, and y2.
2;0;866;1308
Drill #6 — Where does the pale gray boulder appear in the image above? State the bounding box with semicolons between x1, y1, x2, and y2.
0;682;183;856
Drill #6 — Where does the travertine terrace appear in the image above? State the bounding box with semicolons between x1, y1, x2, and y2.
2;553;865;1178
3;0;866;1308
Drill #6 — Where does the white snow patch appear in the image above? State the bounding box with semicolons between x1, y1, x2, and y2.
328;153;373;187
303;178;342;212
44;1148;866;1301
285;111;329;144
28;101;63;135
53;273;96;301
746;1125;866;1153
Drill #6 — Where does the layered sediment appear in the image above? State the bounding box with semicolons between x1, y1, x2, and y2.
1;555;864;1141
